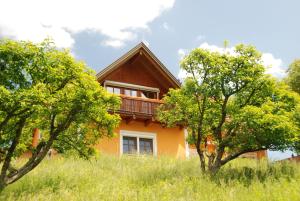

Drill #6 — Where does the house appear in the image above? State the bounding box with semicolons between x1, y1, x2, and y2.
95;42;189;158
94;42;267;159
280;154;300;163
30;42;267;160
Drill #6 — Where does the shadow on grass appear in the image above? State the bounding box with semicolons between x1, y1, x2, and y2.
211;161;296;186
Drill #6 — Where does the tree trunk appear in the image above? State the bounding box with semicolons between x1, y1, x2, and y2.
209;164;221;175
0;117;26;192
5;136;55;185
0;179;6;192
209;147;224;173
199;153;206;172
196;147;206;172
207;157;221;175
207;154;215;171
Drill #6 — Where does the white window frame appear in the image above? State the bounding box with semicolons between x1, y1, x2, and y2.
120;130;157;156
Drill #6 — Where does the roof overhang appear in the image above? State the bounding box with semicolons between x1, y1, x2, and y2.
104;80;160;93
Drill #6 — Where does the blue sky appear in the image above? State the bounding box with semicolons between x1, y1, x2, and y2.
74;0;300;79
1;0;299;159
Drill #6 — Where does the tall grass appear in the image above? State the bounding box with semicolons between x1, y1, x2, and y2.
0;155;299;201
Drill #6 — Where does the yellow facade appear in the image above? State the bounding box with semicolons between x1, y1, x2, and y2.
95;120;187;159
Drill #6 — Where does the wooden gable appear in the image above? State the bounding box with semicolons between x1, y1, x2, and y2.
97;43;180;98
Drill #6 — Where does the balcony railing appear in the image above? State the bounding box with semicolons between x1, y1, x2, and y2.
118;95;163;117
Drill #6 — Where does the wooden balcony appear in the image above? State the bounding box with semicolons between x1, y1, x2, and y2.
117;95;163;122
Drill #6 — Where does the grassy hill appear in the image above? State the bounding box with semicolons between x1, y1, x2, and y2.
0;155;299;201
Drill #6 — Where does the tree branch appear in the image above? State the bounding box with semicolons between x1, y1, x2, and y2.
220;148;264;166
239;82;264;108
6;132;57;184
189;67;210;172
6;107;79;185
0;108;30;133
59;138;89;160
0;114;12;133
0;116;27;183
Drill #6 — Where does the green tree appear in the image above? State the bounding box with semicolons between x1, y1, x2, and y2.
286;59;300;154
286;59;300;94
294;105;300;155
158;44;300;173
0;39;121;190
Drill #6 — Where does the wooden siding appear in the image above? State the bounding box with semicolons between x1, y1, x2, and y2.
100;53;176;99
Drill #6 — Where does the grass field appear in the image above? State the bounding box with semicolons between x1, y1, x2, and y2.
0;155;299;201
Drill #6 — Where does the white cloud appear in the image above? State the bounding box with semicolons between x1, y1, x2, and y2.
199;42;236;55
177;48;188;60
102;39;125;48
178;69;188;81
177;49;189;81
261;53;285;78
177;42;286;79
0;0;175;48
177;49;189;80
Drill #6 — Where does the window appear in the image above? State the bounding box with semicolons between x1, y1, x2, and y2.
103;81;159;98
124;89;137;97
141;90;157;99
120;130;157;156
122;136;137;154
106;86;120;94
107;86;113;93
139;138;153;154
114;88;120;94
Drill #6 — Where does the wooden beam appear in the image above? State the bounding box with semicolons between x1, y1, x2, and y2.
128;53;140;65
144;119;151;127
125;115;136;124
144;117;154;127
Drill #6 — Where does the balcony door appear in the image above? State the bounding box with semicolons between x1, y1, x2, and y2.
120;130;157;156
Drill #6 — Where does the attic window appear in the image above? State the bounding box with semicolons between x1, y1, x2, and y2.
106;86;120;94
124;89;137;97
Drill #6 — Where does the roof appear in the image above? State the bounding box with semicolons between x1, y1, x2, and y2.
96;42;181;88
